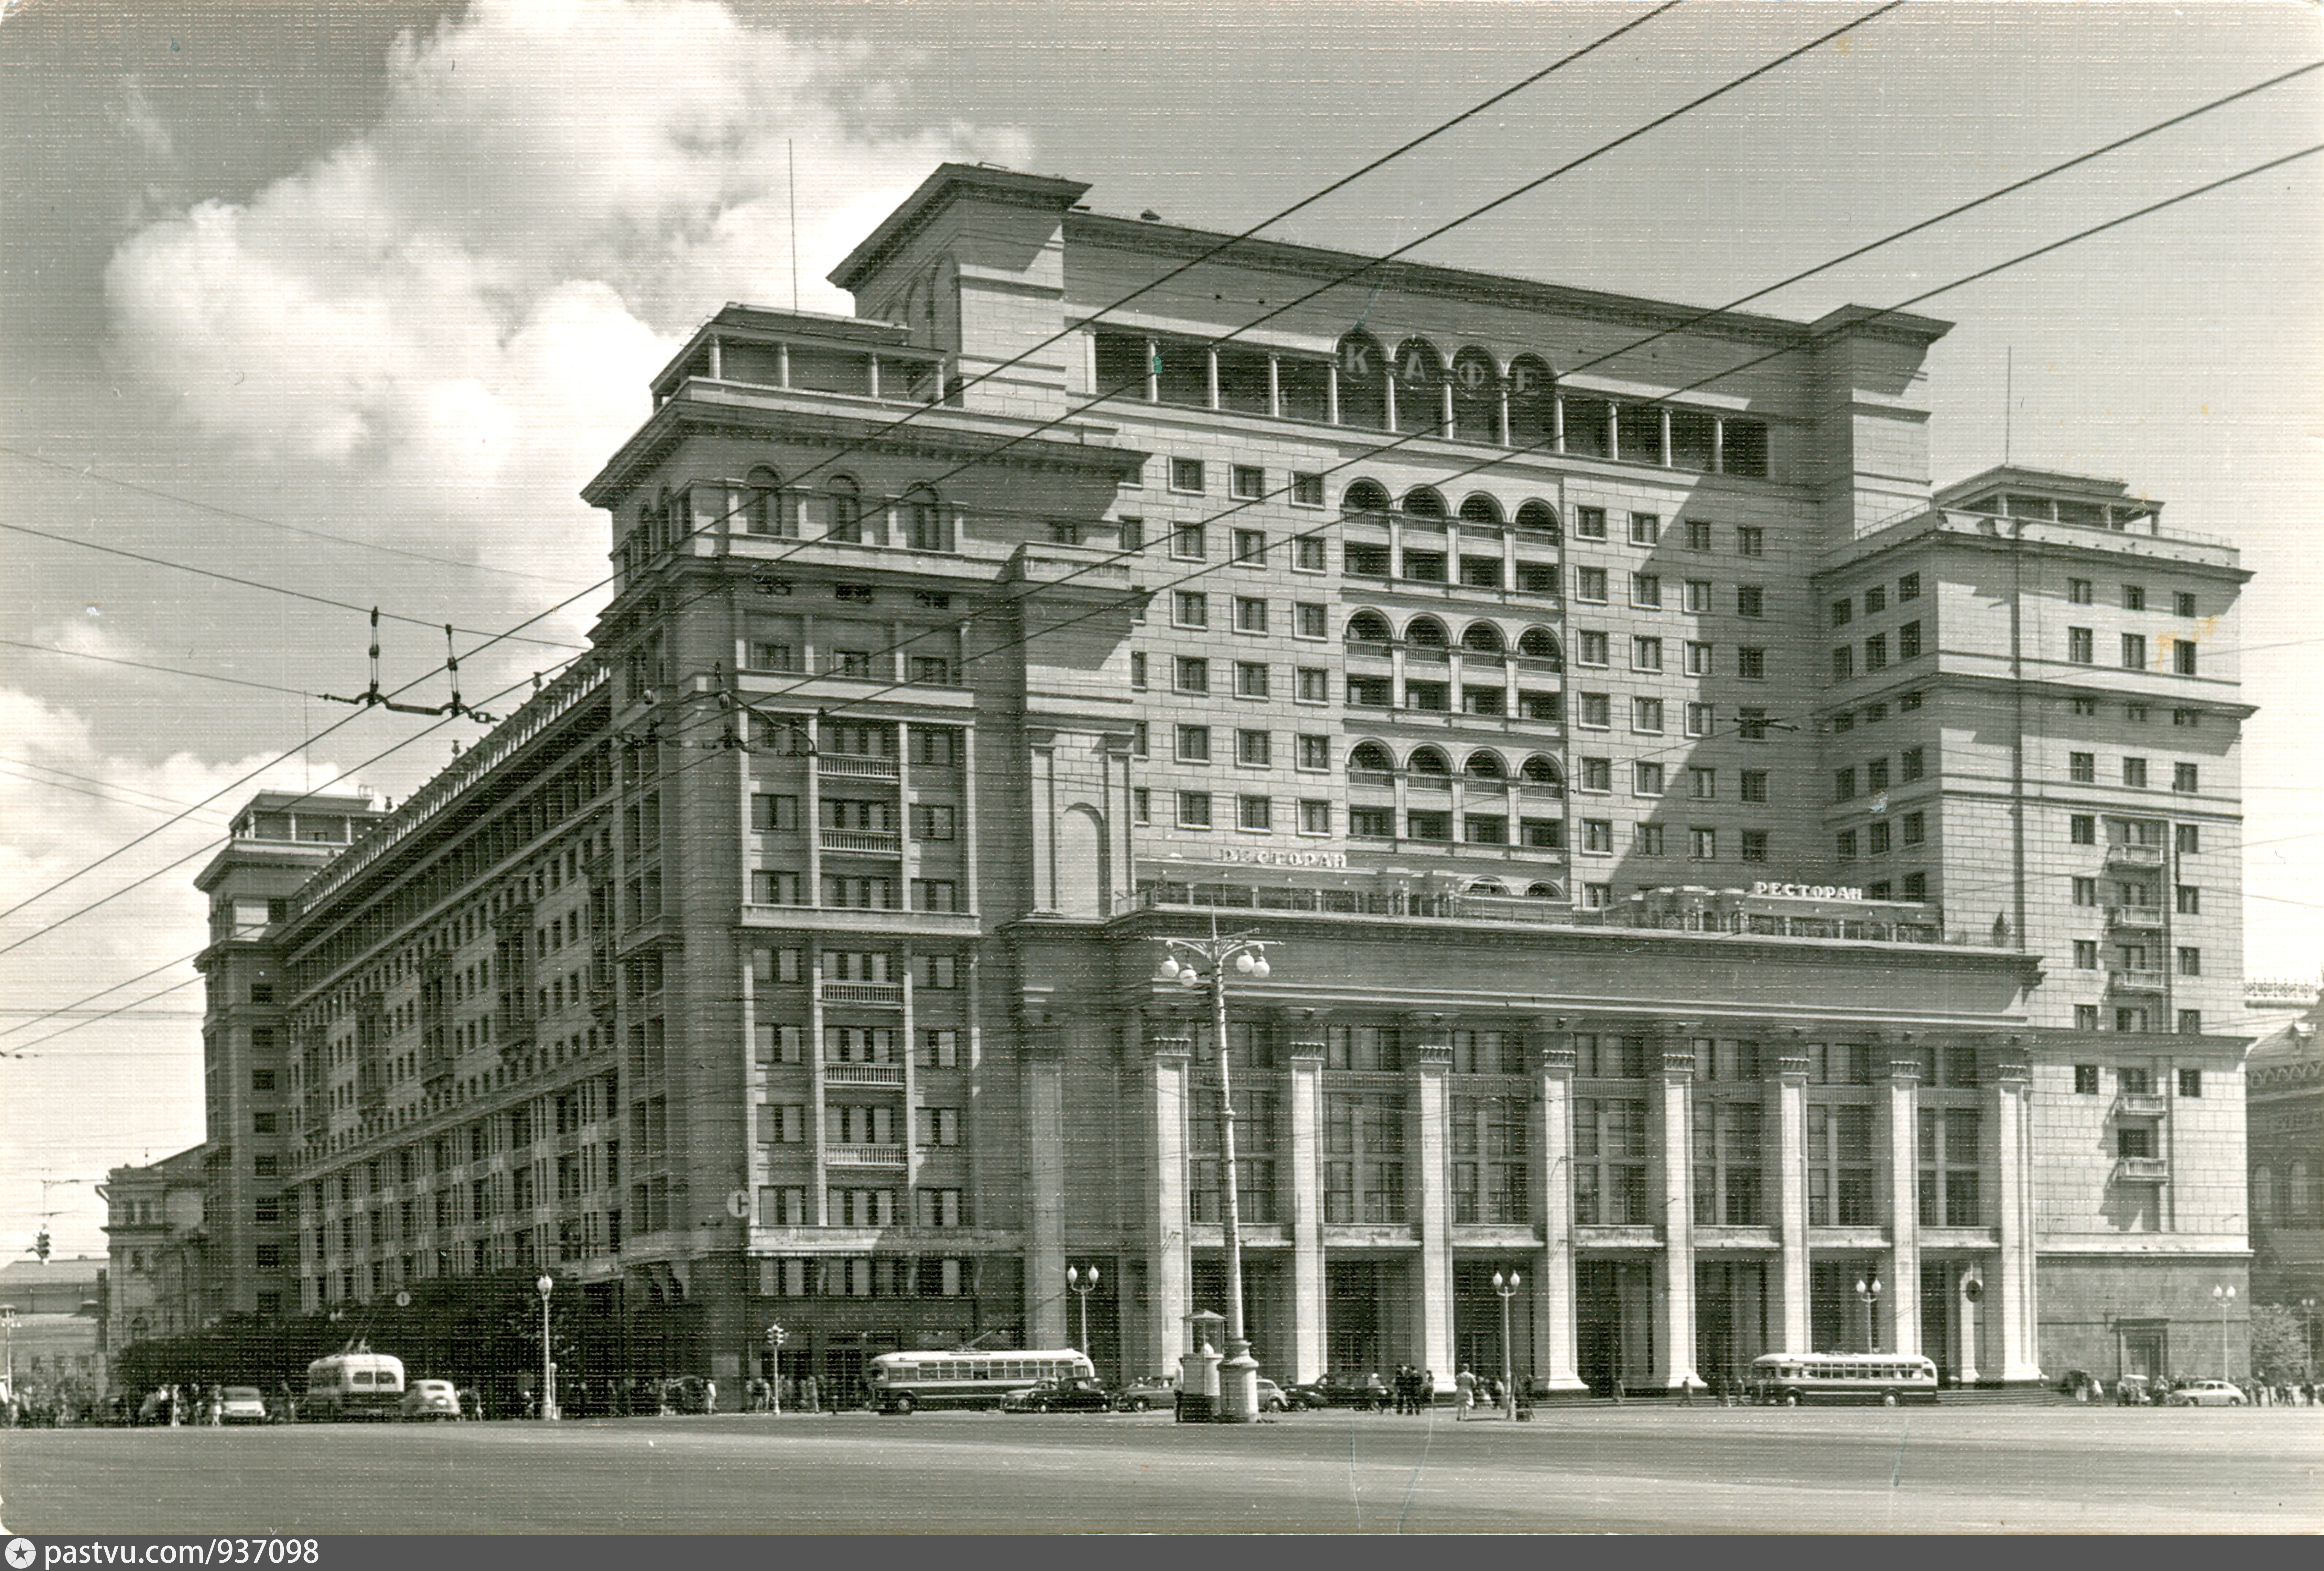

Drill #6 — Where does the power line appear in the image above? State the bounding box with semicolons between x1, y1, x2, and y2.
0;636;328;698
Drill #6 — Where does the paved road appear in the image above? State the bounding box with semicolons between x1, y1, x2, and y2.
3;1406;2317;1535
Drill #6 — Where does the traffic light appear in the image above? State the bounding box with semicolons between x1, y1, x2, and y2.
34;1229;50;1262
767;1322;787;1347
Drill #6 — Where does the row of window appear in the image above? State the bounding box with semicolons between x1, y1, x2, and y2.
1572;632;1772;678
1833;816;1928;859
2065;628;2201;675
752;1025;963;1069
2069;941;2202;976
2069;878;2203;915
2066;697;2207;727
758;1103;963;1146
748;873;964;912
749;796;956;838
1828;575;1922;627
1833;751;1928;800
2066;579;2201;617
1828;692;1925;731
2066;753;2204;792
2075;1005;2205;1035
1829;623;1924;680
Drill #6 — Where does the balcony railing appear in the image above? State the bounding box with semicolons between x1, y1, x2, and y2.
1347;768;1396;789
2104;843;2165;869
820;828;902;855
817;753;899;781
825;1144;908;1168
819;981;904;1006
2106;968;2168;994
2116;1091;2169;1117
2106;905;2165;930
824;1063;906;1087
2113;1156;2169;1182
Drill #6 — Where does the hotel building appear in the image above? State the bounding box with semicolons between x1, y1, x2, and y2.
185;166;2251;1400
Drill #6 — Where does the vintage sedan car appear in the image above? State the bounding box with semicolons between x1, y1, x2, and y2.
1001;1376;1116;1414
1287;1371;1391;1411
1254;1377;1290;1414
2166;1378;2246;1407
1114;1374;1177;1412
399;1379;463;1420
218;1386;270;1425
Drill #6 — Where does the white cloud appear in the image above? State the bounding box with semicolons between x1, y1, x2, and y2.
100;0;1029;601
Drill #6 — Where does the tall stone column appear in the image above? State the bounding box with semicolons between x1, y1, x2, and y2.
1287;1035;1327;1384
1770;1038;1812;1353
1882;1042;1923;1356
1993;1046;2043;1382
1410;1024;1455;1385
1023;1035;1069;1349
1652;1028;1700;1390
1532;1024;1586;1391
1145;1032;1194;1371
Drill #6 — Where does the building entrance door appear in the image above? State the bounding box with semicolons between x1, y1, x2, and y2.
823;1346;866;1410
2118;1322;2168;1382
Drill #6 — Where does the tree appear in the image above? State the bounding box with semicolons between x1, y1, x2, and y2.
2249;1303;2312;1382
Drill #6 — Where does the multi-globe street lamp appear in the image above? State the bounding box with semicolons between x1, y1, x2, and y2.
1157;929;1274;1424
1067;1265;1100;1364
1492;1270;1522;1418
2212;1283;2237;1380
1855;1273;1884;1353
534;1274;559;1421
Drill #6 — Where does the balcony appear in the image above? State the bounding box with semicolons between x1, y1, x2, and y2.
2106;905;2165;931
820;828;901;856
818;980;904;1007
817;752;899;781
2106;968;2168;995
2116;1091;2169;1118
2113;1156;2170;1183
825;1144;908;1168
1347;769;1396;790
2104;843;2165;870
824;1063;906;1088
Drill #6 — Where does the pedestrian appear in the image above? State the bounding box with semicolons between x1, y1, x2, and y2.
704;1378;718;1414
1455;1367;1475;1420
1420;1370;1436;1414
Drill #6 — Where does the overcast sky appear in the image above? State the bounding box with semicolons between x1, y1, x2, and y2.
2;0;2318;1259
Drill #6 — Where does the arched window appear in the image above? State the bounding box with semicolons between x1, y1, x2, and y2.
1520;754;1563;787
900;483;948;552
1405;615;1449;649
1524;881;1563;900
1466;877;1510;896
1517;626;1561;666
2294;1160;2317;1222
1461;622;1505;654
827;476;863;543
1514;500;1559;539
1393;338;1447;434
1345;610;1394;644
1464;750;1506;781
1349;741;1395;775
1402;486;1447;518
1337;331;1388;430
2253;1166;2276;1224
1458;492;1504;526
1507;353;1556;445
1408;746;1451;776
1342;478;1392;514
1451;347;1502;443
744;466;783;537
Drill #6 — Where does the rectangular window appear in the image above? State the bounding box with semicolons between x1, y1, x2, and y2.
1345;673;1391;707
2074;940;2098;970
2121;632;2147;670
1737;647;1766;680
2177;1010;2203;1036
1582;819;1614;854
1170;457;1205;493
2172;707;2199;728
1234;662;1270;698
1176;792;1212;829
1579;694;1611;730
2073;876;2098;907
1344;541;1390;576
1294;535;1328;572
1231;464;1265;500
1578;631;1610;667
910;803;956;841
1130;651;1147;689
1901;811;1924;846
1171;522;1206;560
1522;817;1565;850
1686;641;1712;676
1831;646;1854;681
750;794;800;832
1131;721;1149;758
1298;667;1330;703
2173;763;2198;794
1901;747;1924;782
2175;824;2200;853
1238;795;1273;831
1630;512;1660;545
1463;814;1507;846
1739;769;1768;803
1686;520;1713;550
1689;767;1717;800
1687;703;1715;738
2068;578;2093;605
1576;567;1608;603
2122;757;2148;788
1174;590;1208;628
2175;884;2200;915
1836;830;1857;860
1575;506;1607;541
1634;762;1664;796
1632;636;1663;673
1233;527;1267;566
1831;597;1853;628
1685;579;1712;613
2122;583;2145;611
1867;821;1892;855
2076;1005;2100;1032
2173;590;2197;618
1350;805;1394;840
1833;767;1856;802
1236;729;1271;767
1580;756;1612;792
1297;733;1330;771
2176;947;2202;977
1633;822;1665;855
1631;573;1662;609
2068;627;2094;664
1299;799;1331;835
1291;472;1326;507
1407;809;1452;841
1689;826;1717;861
2070;752;2096;783
1294;602;1327;639
1740;829;1768;862
1132;788;1150;825
1735;525;1764;557
909;879;959;912
1175;724;1211;763
1898;572;1920;601
1899;621;1921;660
1736;585;1764;619
1175;656;1210;694
2071;814;2096;845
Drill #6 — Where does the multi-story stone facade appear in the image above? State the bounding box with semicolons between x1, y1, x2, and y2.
202;165;2250;1403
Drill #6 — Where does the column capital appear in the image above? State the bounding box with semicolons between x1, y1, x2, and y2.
1410;1038;1454;1073
1772;1029;1811;1084
1887;1056;1925;1085
1659;1022;1699;1081
1286;1040;1327;1065
1147;1035;1195;1064
1995;1036;2032;1086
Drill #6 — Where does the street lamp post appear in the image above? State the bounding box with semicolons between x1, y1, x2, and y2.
2301;1298;2319;1375
1067;1266;1099;1363
1492;1270;1521;1418
534;1274;558;1421
1157;929;1274;1424
1854;1273;1884;1353
2212;1283;2236;1381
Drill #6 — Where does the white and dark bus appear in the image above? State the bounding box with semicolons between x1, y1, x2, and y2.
1748;1352;1939;1407
868;1349;1095;1414
303;1349;407;1420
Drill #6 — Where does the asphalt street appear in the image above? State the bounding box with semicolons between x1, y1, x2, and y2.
3;1405;2317;1535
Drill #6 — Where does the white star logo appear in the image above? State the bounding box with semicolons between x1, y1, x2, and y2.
6;1536;36;1569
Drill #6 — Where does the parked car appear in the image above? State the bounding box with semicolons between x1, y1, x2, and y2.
2166;1378;2246;1407
1001;1377;1116;1414
1288;1371;1390;1411
1114;1374;1177;1413
400;1379;463;1420
218;1386;270;1425
1255;1377;1290;1414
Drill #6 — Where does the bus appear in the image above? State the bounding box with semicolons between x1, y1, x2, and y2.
1748;1352;1938;1407
868;1349;1095;1414
303;1349;407;1420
